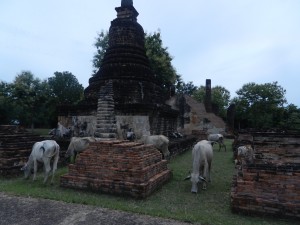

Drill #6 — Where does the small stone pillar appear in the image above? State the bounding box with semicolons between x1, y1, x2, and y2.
205;79;212;113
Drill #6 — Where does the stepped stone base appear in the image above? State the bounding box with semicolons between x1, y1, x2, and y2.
60;140;172;198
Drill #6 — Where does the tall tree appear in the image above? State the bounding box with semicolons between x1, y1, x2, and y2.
282;104;300;130
144;31;178;91
9;71;48;128
0;81;16;124
48;71;84;105
233;82;287;129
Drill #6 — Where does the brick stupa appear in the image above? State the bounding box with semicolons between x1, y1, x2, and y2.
60;0;173;198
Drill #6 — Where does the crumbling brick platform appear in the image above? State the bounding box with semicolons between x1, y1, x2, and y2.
60;140;172;198
231;132;300;219
0;125;44;176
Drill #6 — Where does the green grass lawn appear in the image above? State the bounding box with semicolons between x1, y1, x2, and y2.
0;140;296;225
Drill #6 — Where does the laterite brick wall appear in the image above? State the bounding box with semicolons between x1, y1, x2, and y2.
60;140;172;198
231;132;300;219
0;125;44;176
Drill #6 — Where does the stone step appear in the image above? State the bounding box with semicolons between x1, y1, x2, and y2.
95;128;117;133
96;119;116;124
97;108;115;113
96;123;117;129
97;100;114;104
94;132;117;139
96;112;115;117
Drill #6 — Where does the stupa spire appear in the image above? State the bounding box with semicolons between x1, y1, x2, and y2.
121;0;133;7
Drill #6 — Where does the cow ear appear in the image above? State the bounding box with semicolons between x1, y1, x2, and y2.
184;175;191;181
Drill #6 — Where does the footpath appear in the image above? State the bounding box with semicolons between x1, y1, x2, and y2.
0;192;198;225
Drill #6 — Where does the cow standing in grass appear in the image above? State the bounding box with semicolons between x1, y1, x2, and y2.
185;140;213;193
21;140;60;184
207;134;226;151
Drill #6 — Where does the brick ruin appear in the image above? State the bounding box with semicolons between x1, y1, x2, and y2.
59;0;175;198
0;125;44;176
231;131;300;219
60;140;172;198
167;94;226;135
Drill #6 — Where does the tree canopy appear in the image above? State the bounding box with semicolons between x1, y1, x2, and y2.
48;71;84;105
232;82;287;129
0;71;84;128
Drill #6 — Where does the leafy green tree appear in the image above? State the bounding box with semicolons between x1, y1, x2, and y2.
176;81;197;96
0;81;16;124
48;71;84;104
282;104;300;130
144;31;178;90
92;30;109;74
233;82;287;129
9;71;49;128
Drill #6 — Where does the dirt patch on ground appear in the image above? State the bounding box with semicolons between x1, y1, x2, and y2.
0;192;199;225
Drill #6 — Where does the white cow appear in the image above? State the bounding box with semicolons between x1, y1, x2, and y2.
21;140;60;184
185;140;213;193
65;137;96;159
140;135;170;159
207;134;226;151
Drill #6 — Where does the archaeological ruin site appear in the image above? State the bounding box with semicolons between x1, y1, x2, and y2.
0;0;299;219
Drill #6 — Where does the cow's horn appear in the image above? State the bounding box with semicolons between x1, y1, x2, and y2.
199;176;207;182
184;175;191;181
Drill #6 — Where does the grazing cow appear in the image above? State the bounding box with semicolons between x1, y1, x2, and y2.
65;137;96;159
49;122;71;138
21;140;60;184
207;134;226;151
140;135;170;159
235;145;254;166
184;140;213;193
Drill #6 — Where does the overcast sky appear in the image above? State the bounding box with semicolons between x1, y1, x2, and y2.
1;0;299;107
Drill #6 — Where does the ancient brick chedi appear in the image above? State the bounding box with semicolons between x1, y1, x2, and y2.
58;0;178;138
60;0;173;198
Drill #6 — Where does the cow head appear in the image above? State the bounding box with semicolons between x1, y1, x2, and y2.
21;163;32;179
184;173;207;193
65;142;75;158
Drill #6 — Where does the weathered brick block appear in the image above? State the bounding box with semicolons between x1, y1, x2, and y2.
60;140;172;198
231;132;300;219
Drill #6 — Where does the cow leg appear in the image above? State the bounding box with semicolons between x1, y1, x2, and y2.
207;161;212;182
43;159;51;184
33;160;38;181
50;154;59;184
74;151;78;162
202;161;209;190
